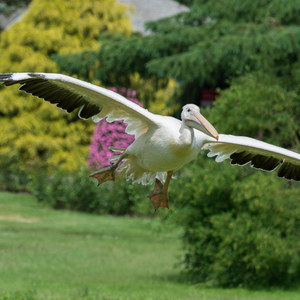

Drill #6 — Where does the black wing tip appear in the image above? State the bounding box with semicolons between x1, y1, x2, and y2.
78;104;102;119
0;73;14;82
278;161;300;181
0;73;48;87
27;73;46;79
0;72;101;119
0;73;46;82
230;151;282;171
231;151;300;182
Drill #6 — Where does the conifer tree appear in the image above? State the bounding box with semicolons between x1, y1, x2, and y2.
0;0;30;15
57;0;300;144
93;1;300;118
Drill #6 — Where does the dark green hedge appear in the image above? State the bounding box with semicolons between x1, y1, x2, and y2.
170;156;300;288
31;168;153;216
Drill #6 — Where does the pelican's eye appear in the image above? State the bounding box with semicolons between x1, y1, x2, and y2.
187;108;191;112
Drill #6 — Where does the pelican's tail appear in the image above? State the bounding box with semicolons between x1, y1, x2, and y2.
114;156;166;186
108;148;167;185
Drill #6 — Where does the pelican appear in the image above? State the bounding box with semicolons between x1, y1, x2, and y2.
1;73;300;209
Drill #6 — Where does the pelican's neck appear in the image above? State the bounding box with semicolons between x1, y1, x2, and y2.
179;122;194;146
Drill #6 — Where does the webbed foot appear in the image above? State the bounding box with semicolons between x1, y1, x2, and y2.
147;179;169;210
89;165;115;185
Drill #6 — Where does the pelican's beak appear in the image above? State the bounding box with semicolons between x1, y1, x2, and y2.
187;112;219;140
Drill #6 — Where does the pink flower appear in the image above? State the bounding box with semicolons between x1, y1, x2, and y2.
87;88;142;169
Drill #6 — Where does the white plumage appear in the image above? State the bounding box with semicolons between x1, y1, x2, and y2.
203;134;300;180
1;72;299;209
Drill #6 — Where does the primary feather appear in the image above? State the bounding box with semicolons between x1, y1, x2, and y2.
202;134;300;181
0;72;157;138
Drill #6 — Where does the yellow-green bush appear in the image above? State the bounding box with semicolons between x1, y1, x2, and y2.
0;0;131;171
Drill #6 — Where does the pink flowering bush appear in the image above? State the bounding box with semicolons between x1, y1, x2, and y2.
88;88;142;169
32;88;153;216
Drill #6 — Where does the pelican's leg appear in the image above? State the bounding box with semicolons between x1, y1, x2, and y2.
89;153;126;185
148;171;173;210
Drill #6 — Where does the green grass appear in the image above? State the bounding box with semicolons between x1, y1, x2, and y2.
0;192;299;300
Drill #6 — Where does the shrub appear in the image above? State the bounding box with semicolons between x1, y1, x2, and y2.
31;168;152;216
88;88;141;168
208;73;299;148
170;157;300;288
0;154;32;192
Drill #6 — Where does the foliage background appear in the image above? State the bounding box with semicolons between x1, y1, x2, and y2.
0;0;131;172
1;0;300;289
70;0;299;287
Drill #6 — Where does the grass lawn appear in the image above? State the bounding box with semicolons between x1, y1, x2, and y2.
0;191;299;300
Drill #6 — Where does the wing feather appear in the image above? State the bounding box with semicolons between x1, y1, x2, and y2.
202;134;300;181
0;72;159;137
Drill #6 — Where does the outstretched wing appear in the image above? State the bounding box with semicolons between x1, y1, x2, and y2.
0;73;159;137
202;134;300;181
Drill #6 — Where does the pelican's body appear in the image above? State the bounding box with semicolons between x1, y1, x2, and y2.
124;116;205;178
1;72;300;209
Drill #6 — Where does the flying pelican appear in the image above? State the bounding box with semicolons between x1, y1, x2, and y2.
1;73;300;210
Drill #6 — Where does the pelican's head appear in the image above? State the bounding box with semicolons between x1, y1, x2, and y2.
181;104;219;140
